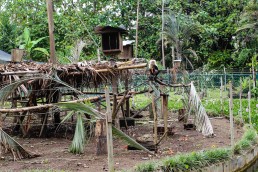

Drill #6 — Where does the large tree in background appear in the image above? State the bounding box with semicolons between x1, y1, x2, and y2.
0;0;255;70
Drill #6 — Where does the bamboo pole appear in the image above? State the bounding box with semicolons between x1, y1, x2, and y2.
229;81;234;147
105;87;114;172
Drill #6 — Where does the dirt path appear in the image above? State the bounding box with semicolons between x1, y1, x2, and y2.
0;118;243;172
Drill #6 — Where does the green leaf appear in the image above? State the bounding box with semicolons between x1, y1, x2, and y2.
112;126;154;155
69;113;85;154
33;47;49;57
57;102;103;119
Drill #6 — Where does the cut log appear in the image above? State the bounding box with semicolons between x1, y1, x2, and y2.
95;119;107;155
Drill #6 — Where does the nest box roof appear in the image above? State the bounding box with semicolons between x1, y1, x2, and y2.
94;25;127;34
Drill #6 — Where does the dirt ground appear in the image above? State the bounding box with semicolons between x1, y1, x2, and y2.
0;115;244;172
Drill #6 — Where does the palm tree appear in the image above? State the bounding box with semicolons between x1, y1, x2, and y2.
160;12;200;69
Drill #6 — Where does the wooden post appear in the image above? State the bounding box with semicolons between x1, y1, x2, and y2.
46;0;56;65
224;67;226;91
105;87;114;172
112;76;119;128
125;70;130;117
11;49;24;62
135;0;140;58
229;81;234;147
239;84;243;123
248;77;252;125
95;119;107;155
220;76;223;115
161;94;168;139
152;94;158;147
161;0;165;67
248;91;252;125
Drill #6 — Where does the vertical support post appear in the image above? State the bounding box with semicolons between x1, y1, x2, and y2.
95;119;107;155
112;76;119;127
220;76;223;115
135;0;140;58
125;70;130;117
97;48;100;62
229;81;234;147
105;87;114;172
161;0;165;67
248;91;252;125
152;93;158;147
161;94;168;139
224;67;226;91
46;0;56;65
248;77;252;125
239;84;243;123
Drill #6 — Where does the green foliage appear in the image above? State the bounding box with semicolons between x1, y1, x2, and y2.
16;27;49;60
207;50;232;69
161;148;231;171
233;128;257;154
0;0;255;68
134;127;257;172
69;113;85;154
135;162;156;172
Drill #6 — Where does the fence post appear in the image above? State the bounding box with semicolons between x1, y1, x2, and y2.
239;84;243;123
105;87;114;172
229;81;234;147
220;76;223;115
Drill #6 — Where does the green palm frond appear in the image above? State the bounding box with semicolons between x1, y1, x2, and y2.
69;113;85;154
112;126;153;155
57;102;104;119
0;128;35;160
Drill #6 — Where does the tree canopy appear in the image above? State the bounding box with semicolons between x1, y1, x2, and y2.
0;0;256;70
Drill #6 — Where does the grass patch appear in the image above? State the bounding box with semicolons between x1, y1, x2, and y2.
134;127;258;172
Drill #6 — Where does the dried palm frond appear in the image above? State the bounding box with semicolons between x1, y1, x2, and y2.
0;128;36;160
188;82;214;136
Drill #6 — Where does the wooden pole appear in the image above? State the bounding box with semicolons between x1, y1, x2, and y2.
161;94;168;139
239;84;243;123
135;0;140;58
46;0;56;65
248;91;252;125
95;119;107;155
220;76;223;115
161;0;165;67
152;93;158;148
105;87;114;172
229;81;234;147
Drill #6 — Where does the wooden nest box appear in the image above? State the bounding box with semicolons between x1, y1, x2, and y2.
94;25;128;56
118;40;134;60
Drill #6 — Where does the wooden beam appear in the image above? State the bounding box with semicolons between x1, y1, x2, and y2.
0;95;105;113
